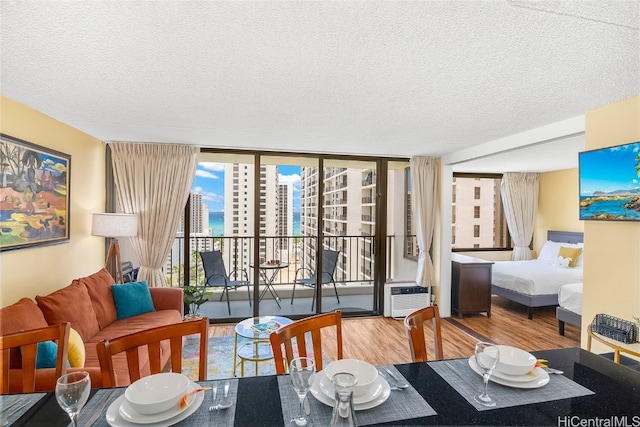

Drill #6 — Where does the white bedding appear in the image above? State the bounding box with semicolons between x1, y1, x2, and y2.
491;260;583;296
558;282;583;315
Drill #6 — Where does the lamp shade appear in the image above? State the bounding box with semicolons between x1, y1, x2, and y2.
92;213;138;238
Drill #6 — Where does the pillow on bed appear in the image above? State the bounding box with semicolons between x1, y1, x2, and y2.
559;246;582;267
538;241;562;264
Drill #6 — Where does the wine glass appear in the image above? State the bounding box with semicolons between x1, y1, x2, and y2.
55;371;91;427
473;342;500;407
289;357;315;426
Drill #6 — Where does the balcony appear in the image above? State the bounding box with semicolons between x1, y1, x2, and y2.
165;233;413;321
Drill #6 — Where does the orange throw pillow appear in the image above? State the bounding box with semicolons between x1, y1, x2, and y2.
75;268;117;329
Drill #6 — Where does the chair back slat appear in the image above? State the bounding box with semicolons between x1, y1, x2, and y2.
0;323;70;394
97;318;208;388
269;311;342;374
404;304;444;362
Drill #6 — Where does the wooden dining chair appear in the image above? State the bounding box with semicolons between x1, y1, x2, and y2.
404;304;444;362
269;310;342;374
0;322;70;394
96;317;208;387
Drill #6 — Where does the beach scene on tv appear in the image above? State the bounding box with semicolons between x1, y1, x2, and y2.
579;141;640;221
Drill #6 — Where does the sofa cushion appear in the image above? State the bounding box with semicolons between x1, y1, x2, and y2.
0;298;50;369
111;281;155;320
75;268;117;329
86;310;182;386
36;282;100;342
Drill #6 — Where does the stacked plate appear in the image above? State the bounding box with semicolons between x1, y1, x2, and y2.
468;345;549;389
105;372;204;427
309;359;391;410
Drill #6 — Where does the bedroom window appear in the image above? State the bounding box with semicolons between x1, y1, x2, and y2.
452;173;513;251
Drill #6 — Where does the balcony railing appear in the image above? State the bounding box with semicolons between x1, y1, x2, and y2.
164;234;411;288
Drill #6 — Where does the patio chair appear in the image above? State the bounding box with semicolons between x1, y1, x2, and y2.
200;250;251;315
96;317;208;387
404;304;444;362
269;310;342;374
291;249;340;311
0;323;70;394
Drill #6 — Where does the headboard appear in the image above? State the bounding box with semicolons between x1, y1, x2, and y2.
547;230;584;244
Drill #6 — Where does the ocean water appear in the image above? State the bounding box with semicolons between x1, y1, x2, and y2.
208;211;301;235
579;196;640;220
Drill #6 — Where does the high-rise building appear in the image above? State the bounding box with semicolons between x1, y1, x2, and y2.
224;163;278;269
276;182;293;252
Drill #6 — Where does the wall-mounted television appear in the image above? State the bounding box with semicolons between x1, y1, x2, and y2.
579;141;640;221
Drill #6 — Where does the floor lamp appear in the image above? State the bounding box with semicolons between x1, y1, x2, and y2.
92;213;138;283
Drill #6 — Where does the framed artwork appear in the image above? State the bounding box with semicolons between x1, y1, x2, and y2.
579;141;640;221
0;133;71;251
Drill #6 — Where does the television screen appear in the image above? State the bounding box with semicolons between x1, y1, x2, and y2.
579;141;640;221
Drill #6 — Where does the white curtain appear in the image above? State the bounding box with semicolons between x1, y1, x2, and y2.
500;172;540;261
410;157;439;287
109;142;199;287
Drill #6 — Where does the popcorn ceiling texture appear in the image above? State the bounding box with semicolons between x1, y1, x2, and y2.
0;1;638;164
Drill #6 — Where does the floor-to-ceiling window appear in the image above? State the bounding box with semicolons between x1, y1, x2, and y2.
167;149;414;323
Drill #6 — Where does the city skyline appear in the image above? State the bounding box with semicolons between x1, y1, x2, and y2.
191;162;302;212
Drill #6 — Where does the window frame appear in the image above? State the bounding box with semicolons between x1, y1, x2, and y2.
452;172;514;252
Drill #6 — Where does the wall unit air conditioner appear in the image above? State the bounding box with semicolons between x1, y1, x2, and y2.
383;282;431;318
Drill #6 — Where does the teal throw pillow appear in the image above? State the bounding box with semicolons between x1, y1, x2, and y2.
36;341;58;369
111;281;156;320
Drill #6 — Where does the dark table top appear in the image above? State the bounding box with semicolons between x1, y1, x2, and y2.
10;347;640;426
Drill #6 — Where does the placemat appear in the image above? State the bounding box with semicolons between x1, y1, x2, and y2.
278;364;436;426
85;379;239;426
0;393;46;425
429;358;594;411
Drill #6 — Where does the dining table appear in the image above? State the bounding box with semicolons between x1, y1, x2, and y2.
4;347;640;426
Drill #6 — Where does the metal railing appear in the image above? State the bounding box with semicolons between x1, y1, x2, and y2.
164;234;412;288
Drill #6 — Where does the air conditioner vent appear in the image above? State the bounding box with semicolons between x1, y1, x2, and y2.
383;283;431;318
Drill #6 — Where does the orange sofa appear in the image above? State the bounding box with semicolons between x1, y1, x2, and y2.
0;269;183;392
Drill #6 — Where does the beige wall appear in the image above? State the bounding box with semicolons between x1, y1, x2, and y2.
583;94;640;354
535;168;583;253
0;95;106;306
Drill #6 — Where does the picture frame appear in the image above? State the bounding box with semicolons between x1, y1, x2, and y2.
0;133;71;251
579;141;640;221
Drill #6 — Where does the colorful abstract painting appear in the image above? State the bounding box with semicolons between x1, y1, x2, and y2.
0;134;70;251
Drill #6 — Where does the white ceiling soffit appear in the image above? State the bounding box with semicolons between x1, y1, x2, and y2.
0;1;638;173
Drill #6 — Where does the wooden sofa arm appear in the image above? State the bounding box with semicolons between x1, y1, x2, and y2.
149;287;184;316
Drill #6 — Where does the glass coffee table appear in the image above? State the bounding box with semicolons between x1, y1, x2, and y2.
233;315;292;377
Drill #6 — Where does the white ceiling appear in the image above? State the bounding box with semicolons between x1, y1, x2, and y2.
1;1;638;173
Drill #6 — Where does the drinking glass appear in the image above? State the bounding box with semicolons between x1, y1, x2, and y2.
473;342;500;407
289;357;315;426
55;371;91;427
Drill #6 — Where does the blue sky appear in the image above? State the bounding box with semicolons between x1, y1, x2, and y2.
191;163;302;212
579;142;640;195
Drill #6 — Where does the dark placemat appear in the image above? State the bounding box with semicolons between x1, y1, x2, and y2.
429;358;594;411
278;364;436;426
1;393;47;425
86;379;238;426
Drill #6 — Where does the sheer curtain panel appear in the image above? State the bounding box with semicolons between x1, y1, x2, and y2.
409;157;439;288
109;143;199;287
500;172;540;261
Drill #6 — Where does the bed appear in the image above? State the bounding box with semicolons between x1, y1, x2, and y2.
556;282;583;335
491;230;584;319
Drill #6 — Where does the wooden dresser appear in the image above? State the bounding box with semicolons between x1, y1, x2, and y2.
451;254;494;318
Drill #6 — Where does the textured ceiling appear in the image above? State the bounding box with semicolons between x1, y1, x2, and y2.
1;1;638;172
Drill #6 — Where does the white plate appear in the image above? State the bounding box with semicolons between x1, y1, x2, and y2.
310;372;391;411
318;373;384;405
469;357;540;383
468;357;550;389
119;383;198;424
106;382;204;427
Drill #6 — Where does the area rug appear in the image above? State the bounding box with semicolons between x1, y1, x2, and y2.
182;335;327;381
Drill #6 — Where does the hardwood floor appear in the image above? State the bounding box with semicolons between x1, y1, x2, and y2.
206;296;581;365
